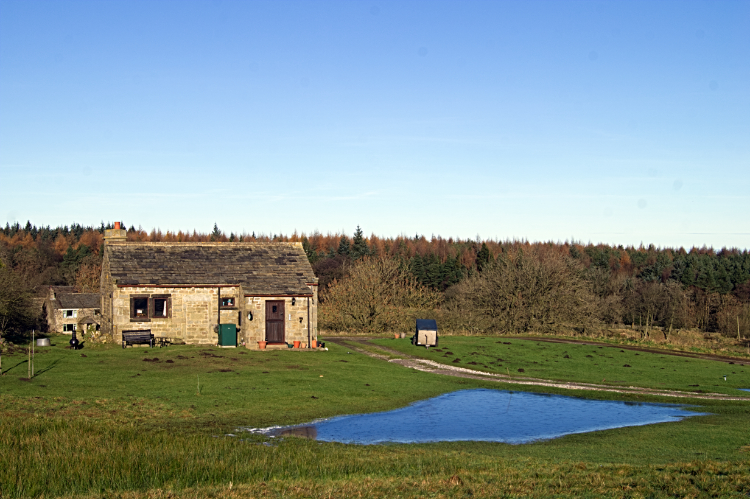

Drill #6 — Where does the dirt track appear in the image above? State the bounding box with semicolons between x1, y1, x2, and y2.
327;337;750;402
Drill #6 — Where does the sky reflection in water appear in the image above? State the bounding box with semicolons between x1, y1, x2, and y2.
266;389;707;445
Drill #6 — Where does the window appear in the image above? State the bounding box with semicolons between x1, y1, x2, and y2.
64;310;77;318
130;295;171;320
131;297;149;318
220;297;235;308
153;298;168;317
63;324;76;332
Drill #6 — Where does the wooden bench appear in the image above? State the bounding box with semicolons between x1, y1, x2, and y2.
122;330;154;349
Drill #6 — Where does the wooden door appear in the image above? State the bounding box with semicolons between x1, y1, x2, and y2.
265;300;285;342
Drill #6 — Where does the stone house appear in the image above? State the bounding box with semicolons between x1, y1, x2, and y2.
45;286;101;334
99;229;318;348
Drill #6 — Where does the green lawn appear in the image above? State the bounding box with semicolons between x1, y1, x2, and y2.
1;335;749;498
0;336;477;429
373;336;750;396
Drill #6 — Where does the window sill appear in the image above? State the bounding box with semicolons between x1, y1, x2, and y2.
130;318;151;323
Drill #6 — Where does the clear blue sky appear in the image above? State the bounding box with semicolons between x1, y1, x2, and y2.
1;0;748;248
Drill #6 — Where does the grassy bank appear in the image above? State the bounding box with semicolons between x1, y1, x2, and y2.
1;335;749;498
374;336;750;396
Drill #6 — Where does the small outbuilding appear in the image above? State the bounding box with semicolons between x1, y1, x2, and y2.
412;319;438;347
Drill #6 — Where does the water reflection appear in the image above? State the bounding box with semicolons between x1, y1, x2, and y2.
257;389;707;445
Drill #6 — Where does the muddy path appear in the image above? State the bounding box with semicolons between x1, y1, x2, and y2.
326;337;750;402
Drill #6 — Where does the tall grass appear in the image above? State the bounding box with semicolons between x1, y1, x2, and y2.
0;417;488;497
2;417;750;498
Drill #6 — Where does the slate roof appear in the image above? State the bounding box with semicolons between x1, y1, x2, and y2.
54;293;101;310
47;285;77;295
105;242;317;296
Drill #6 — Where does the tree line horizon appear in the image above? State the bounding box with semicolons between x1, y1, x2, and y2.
1;221;749;339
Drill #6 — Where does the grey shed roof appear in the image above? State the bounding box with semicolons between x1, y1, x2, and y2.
106;242;317;296
55;293;101;310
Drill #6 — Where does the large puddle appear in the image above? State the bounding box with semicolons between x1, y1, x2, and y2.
247;389;707;444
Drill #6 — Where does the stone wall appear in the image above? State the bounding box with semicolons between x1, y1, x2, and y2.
109;286;242;345
49;307;99;334
101;259;114;336
101;278;318;348
243;285;318;348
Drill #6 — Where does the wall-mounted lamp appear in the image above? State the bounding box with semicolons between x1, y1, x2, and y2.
291;297;296;306
247;311;253;321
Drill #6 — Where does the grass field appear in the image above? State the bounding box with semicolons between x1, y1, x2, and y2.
373;336;750;396
1;334;749;498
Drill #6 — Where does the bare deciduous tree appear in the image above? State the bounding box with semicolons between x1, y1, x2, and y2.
447;247;599;334
74;256;102;293
716;295;750;339
320;256;440;333
0;263;37;373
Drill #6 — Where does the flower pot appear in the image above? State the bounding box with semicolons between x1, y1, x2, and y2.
400;332;406;338
257;341;267;350
394;334;399;339
293;340;301;348
301;342;306;349
311;340;318;348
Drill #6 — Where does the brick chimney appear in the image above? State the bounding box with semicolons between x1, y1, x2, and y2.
104;221;127;244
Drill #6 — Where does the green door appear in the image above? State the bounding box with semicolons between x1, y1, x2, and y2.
219;324;237;347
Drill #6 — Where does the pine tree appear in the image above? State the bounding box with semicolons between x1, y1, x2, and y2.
351;226;369;259
302;237;318;263
715;264;733;294
476;243;492;272
424;253;441;289
211;223;222;241
337;236;351;257
680;258;696;287
696;260;716;292
410;255;425;286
